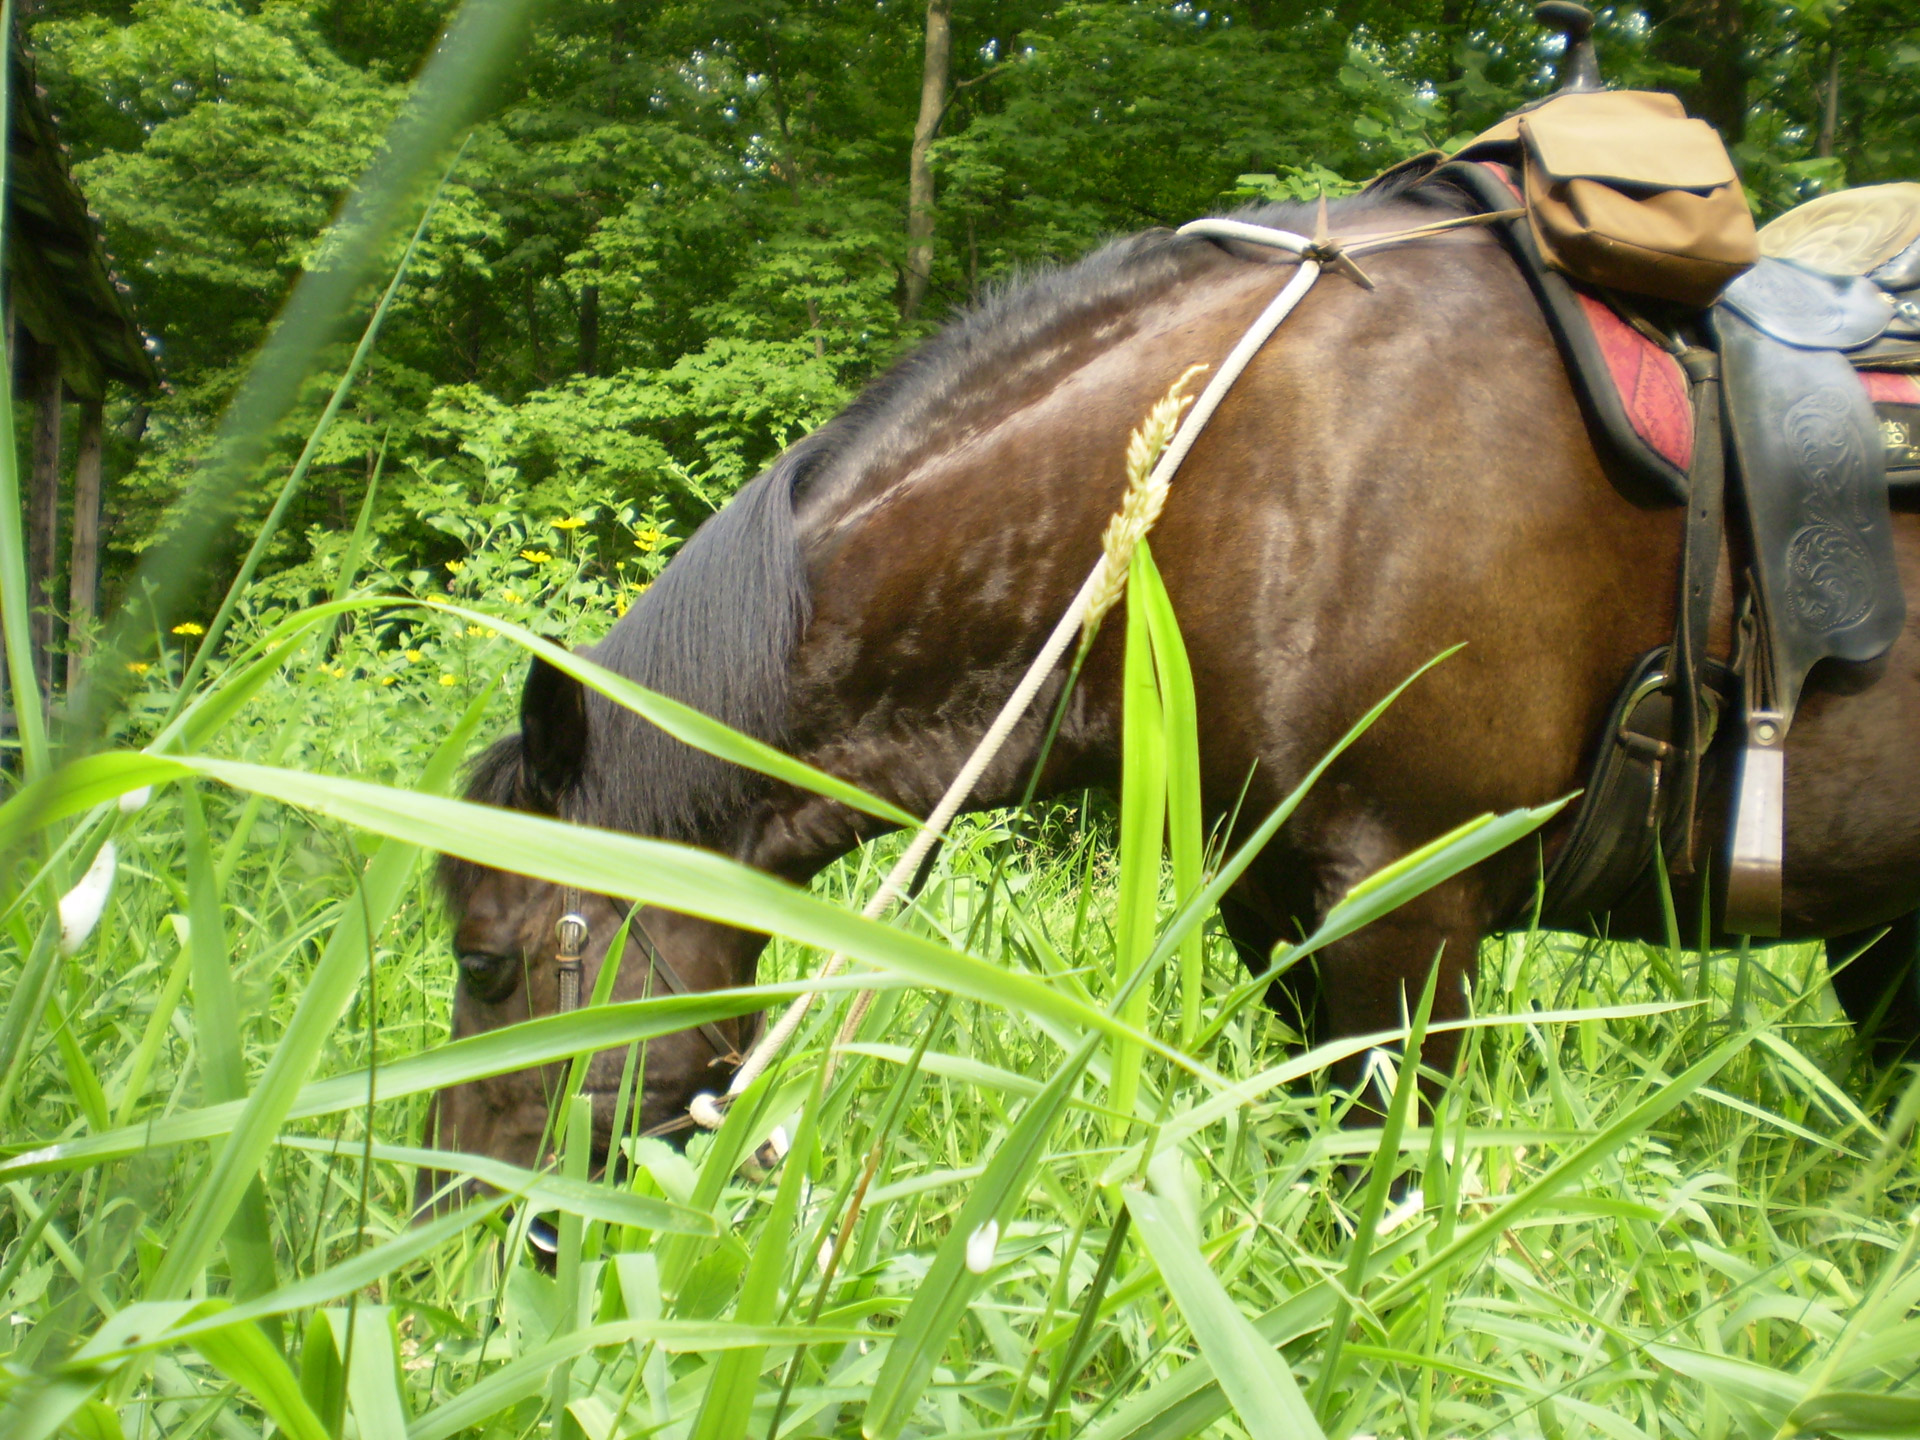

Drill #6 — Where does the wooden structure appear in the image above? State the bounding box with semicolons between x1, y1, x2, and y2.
5;40;156;718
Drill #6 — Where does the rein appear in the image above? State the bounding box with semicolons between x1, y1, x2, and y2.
546;199;1520;1140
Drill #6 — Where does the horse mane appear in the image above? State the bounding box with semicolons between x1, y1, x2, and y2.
446;174;1470;876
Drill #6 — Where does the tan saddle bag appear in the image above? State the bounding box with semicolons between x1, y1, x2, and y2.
1463;90;1758;307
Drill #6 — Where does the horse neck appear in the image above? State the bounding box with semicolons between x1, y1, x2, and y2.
745;262;1297;878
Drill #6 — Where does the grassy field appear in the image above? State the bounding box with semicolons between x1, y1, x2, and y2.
4;6;1919;1430
2;549;1918;1440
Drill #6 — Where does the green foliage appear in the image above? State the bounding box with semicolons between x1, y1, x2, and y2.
6;2;1920;1435
4;571;1920;1434
20;0;1919;629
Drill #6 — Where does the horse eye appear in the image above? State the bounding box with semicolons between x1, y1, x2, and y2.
456;949;522;1002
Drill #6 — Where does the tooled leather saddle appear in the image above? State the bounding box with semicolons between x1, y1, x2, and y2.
1384;12;1920;940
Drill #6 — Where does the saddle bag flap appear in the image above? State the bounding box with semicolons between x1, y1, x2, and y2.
1513;91;1758;307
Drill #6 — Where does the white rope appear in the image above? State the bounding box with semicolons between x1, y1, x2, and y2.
1175;218;1315;252
688;241;1321;1130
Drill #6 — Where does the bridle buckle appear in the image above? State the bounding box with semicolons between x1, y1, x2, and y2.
555;908;589;1013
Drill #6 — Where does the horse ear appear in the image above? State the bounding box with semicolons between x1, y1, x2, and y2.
520;653;588;804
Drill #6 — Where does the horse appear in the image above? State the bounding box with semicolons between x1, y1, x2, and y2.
427;170;1920;1181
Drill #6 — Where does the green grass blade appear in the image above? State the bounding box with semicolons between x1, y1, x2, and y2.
326;1307;409;1440
686;1086;818;1440
1642;1344;1798;1420
45;995;109;1133
863;1031;1099;1440
1788;1392;1920;1433
1136;543;1205;1050
1110;545;1167;1127
1080;1285;1338;1440
177;756;1213;1082
71;1200;511;1369
1314;955;1441;1412
146;687;494;1300
1136;647;1464;1028
0;980;882;1178
1125;1188;1327;1440
186;1315;331;1440
407;1320;868;1440
178;783;279;1308
278;1136;716;1235
1206;798;1571;1040
425;601;920;831
0;754;187;857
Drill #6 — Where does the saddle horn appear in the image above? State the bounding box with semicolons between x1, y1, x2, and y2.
1536;2;1603;93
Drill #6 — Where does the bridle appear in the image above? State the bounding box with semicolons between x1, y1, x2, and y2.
553;885;745;1091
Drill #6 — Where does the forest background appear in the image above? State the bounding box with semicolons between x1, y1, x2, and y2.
20;0;1920;631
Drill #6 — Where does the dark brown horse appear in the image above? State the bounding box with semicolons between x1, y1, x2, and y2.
430;173;1920;1176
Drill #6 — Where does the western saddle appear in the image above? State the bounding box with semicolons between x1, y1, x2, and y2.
1392;4;1920;939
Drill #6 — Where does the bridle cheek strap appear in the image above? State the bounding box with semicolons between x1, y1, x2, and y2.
551;888;742;1065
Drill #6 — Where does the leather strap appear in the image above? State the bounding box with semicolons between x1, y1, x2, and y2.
554;890;741;1065
624;912;743;1066
1668;346;1726;876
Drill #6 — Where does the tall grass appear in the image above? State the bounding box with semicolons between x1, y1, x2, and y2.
4;5;1920;1434
4;512;1918;1439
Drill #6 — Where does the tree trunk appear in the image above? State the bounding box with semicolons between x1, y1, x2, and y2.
579;281;600;377
1816;41;1840;158
903;0;952;321
26;341;63;701
1646;0;1748;142
65;399;103;701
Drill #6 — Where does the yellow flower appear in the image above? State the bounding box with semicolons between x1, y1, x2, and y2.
632;526;664;554
520;549;552;564
379;675;397;686
445;559;465;574
465;625;485;637
126;661;151;675
551;516;586;531
439;674;458;687
501;589;522;604
405;649;424;663
171;622;205;636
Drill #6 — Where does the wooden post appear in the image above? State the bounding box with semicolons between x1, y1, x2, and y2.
25;339;63;704
66;397;104;701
